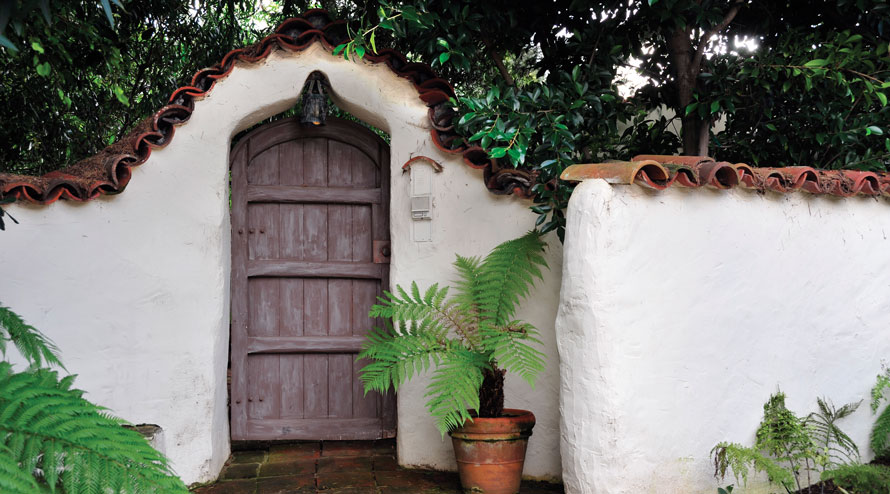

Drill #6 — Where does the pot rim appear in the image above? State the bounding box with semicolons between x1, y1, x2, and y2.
450;408;536;435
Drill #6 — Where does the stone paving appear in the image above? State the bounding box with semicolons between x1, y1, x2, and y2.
190;439;564;494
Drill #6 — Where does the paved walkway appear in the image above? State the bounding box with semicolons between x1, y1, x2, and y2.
191;439;563;494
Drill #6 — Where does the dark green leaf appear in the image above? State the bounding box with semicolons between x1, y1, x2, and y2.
804;59;829;68
35;62;51;77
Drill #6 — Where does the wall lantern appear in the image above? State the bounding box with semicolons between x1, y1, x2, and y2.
300;71;328;126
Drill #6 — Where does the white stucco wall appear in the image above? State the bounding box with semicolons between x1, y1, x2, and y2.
556;179;890;493
0;42;563;484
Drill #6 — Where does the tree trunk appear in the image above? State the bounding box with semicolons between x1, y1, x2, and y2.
478;366;505;418
668;29;708;156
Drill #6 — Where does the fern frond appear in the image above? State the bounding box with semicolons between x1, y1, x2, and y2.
358;321;451;394
712;442;796;490
452;254;483;323
370;283;480;347
0;362;188;493
480;322;545;388
872;401;890;459
425;348;488;435
0;444;42;494
0;305;63;369
805;397;861;466
871;367;890;459
872;367;890;413
475;231;548;327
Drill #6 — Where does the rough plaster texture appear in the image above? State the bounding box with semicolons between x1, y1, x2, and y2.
0;42;563;483
556;179;890;493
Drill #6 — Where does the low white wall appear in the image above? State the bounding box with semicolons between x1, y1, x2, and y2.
0;41;563;484
556;179;890;493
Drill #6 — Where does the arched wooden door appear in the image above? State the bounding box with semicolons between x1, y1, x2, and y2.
229;117;394;440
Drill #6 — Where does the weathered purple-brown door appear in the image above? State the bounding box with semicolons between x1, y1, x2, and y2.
230;116;394;440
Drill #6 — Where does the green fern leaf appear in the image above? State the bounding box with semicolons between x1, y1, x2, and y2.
425;349;487;435
358;321;450;393
474;231;548;327
0;444;42;494
872;403;890;458
805;397;861;466
481;322;545;387
0;305;63;369
0;362;188;493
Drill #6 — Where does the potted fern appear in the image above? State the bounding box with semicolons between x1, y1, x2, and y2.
358;231;548;494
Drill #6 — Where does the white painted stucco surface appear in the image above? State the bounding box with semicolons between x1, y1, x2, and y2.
0;42;563;484
557;179;890;493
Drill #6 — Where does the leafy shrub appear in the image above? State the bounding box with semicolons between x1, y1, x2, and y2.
359;231;549;434
713;391;860;493
822;464;890;494
0;304;188;494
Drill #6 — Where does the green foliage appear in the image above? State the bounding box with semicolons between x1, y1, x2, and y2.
712;442;796;491
872;366;890;460
0;362;188;493
2;1;889;240
713;391;861;493
715;27;890;170
805;397;861;467
0;304;188;492
0;305;62;369
821;463;890;494
359;231;548;435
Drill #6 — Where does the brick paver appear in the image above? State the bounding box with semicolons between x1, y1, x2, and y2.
191;439;563;494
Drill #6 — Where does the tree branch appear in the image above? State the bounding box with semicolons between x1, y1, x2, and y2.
482;35;515;86
691;0;745;71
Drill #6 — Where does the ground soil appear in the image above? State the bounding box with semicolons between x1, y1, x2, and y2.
792;479;842;494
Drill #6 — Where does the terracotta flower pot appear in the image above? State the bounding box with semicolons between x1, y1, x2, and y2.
448;409;536;494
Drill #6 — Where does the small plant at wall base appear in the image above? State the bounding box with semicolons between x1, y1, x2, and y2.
871;365;890;464
358;230;548;494
0;304;188;494
712;391;863;494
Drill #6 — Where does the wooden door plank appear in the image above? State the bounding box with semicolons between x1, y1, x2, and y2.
279;278;305;419
247;418;387;440
247;185;381;204
352;279;380;418
303;278;328;419
279;354;304;419
230;142;250;440
377;143;396;433
247;260;383;279
248;146;279;185
279;204;304;259
278;140;304;186
303;138;327;187
247;335;365;353
248;204;280;260
325;145;355;419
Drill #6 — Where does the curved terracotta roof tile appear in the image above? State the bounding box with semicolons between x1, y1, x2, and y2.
562;156;890;200
0;9;535;204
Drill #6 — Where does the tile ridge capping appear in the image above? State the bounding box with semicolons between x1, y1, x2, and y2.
561;155;889;197
0;9;535;205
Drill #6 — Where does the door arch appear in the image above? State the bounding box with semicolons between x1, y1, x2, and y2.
229;116;394;440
